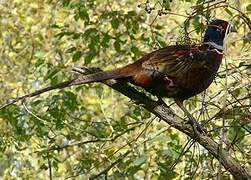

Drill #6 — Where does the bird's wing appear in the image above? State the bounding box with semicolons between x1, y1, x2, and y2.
142;45;208;77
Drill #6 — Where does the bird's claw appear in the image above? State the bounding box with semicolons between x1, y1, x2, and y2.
185;118;206;137
156;97;170;108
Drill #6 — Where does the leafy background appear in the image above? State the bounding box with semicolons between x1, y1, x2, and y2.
0;0;250;179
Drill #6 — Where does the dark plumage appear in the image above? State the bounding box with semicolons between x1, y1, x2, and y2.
69;20;230;104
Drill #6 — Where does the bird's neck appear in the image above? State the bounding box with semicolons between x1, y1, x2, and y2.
203;41;223;51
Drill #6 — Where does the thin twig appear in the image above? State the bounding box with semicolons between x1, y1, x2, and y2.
47;153;53;180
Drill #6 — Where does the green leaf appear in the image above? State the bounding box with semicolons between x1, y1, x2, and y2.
72;32;81;39
163;0;171;11
72;51;82;62
34;51;45;58
83;28;98;39
131;45;140;56
39;163;48;170
88;122;111;138
192;17;203;34
227;127;245;143
247;4;251;12
62;0;71;6
126;11;137;17
111;17;120;29
196;0;204;4
55;31;73;39
50;24;60;29
215;107;243;120
130;155;147;166
44;68;60;81
66;47;77;53
225;8;233;16
114;39;121;52
30;100;42;106
244;32;251;43
78;9;89;22
85;51;96;64
101;33;111;48
132;20;139;34
163;149;180;159
155;24;163;30
158;161;178;179
62;91;78;110
35;59;45;68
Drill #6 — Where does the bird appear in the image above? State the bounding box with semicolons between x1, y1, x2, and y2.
1;19;230;133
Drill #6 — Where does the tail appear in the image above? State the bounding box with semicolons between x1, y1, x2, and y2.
0;65;139;110
69;65;138;86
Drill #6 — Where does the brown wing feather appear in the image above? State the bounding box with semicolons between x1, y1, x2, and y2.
141;45;207;78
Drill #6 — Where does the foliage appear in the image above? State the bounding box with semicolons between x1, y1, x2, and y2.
0;0;250;179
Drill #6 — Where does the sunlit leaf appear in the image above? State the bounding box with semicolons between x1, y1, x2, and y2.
130;155;147;166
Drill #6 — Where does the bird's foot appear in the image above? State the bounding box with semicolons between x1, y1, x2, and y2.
185;118;206;138
156;96;169;107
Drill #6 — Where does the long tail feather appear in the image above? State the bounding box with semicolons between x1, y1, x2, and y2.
68;66;135;86
0;65;138;110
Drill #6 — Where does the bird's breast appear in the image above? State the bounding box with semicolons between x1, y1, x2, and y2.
176;54;222;100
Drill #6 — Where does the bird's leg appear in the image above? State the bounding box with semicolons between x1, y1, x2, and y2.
175;99;205;136
156;96;169;108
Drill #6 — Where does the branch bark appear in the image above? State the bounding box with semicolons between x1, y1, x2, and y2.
101;78;251;180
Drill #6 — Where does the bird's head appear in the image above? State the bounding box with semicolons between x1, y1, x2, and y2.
203;19;231;50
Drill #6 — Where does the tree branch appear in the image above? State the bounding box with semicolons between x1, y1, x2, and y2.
101;77;250;180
